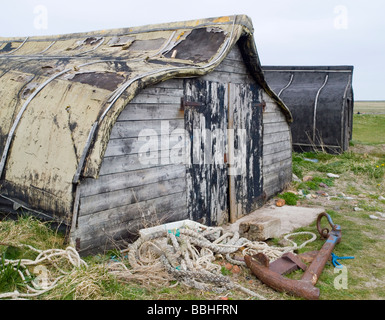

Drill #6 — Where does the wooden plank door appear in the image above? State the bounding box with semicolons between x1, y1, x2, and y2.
184;79;229;226
228;82;264;222
184;79;264;226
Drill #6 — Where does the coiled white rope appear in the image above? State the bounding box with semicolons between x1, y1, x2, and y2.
0;227;317;300
0;245;87;300
125;226;317;300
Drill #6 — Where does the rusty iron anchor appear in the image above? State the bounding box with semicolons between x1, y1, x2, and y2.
244;212;341;300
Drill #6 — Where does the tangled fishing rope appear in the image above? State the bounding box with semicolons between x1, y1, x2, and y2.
0;226;316;300
0;245;87;300
123;226;317;300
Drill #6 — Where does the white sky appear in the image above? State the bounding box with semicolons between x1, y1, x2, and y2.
1;0;384;100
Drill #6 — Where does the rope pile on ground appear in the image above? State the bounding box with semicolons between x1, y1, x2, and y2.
0;224;317;300
0;245;87;300
122;224;317;300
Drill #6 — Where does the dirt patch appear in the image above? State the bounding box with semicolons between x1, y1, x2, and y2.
350;144;385;155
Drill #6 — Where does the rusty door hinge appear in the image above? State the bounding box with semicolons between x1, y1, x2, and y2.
181;97;204;111
253;100;266;112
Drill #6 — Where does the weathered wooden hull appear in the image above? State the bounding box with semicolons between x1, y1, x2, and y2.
0;15;293;254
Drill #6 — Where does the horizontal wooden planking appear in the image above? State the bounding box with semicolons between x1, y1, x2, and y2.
263;131;291;146
263;156;291;169
263;111;288;124
225;45;244;61
76;225;136;255
263;121;290;135
110;119;184;139
263;164;292;182
224;56;246;66
79;177;186;216
263;140;292;156
200;69;254;85
263;185;276;199
117;103;184;121
143;78;184;90
263;157;292;172
214;59;251;76
99;150;187;175
263;158;292;176
262;97;281;113
264;163;292;180
264;169;292;191
129;88;183;104
78;191;187;231
104;131;186;157
264;182;290;200
264;173;291;190
80;164;186;197
76;204;189;255
263;149;292;166
263;107;292;201
76;191;188;241
263;153;292;199
264;102;282;114
263;174;291;190
104;137;144;157
133;83;184;94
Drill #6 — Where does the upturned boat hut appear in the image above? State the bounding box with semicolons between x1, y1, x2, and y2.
263;66;354;153
0;15;293;254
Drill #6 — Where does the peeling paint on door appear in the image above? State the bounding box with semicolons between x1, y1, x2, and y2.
184;79;264;226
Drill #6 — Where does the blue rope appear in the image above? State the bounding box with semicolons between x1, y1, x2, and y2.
331;253;355;269
168;229;181;237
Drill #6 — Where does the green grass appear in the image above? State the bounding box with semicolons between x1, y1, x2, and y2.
286;109;385;299
0;255;24;293
353;101;385;145
278;192;300;205
293;150;385;185
280;208;385;300
353;114;385;145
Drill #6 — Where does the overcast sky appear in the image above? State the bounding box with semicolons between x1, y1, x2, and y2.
1;0;384;101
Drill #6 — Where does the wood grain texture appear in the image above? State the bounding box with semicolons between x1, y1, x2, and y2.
73;44;292;253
